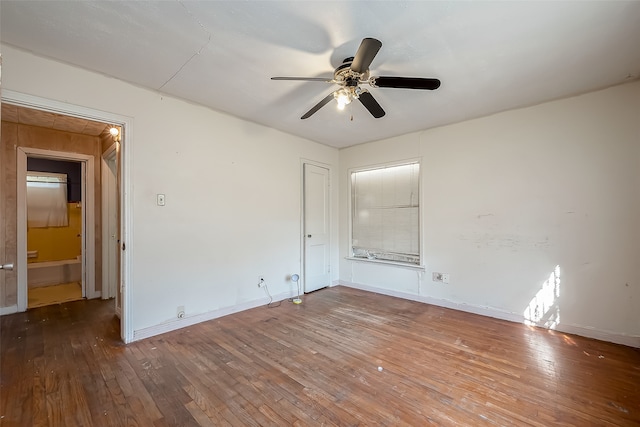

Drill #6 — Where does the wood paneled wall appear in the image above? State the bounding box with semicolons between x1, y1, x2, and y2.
1;121;103;307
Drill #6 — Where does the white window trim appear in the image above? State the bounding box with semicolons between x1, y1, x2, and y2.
347;158;423;268
345;256;426;271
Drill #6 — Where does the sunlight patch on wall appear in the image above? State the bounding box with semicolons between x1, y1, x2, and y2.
524;265;560;329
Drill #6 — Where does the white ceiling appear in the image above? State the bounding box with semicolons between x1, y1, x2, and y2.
2;1;640;149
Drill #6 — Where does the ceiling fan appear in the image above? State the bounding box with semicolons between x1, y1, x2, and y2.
271;37;441;119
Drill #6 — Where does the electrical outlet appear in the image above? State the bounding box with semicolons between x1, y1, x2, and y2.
442;273;450;284
432;272;443;282
257;276;265;288
177;305;185;319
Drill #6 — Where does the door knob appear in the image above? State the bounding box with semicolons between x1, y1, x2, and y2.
307;234;312;238
0;263;14;270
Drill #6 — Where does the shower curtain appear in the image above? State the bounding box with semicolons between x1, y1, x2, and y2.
26;171;69;228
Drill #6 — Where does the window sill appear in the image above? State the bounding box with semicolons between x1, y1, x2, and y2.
345;257;426;271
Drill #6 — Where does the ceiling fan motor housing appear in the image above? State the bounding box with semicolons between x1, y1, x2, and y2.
334;58;369;85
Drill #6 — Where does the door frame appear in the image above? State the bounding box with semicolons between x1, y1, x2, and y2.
2;89;134;343
18;149;95;304
101;143;118;304
300;159;332;293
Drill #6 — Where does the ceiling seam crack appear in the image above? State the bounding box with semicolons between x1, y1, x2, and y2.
158;0;213;91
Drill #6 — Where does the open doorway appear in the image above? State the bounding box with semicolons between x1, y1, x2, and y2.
17;141;97;313
0;91;132;342
25;158;85;308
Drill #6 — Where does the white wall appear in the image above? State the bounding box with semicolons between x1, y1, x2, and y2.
4;44;638;347
340;81;640;347
2;45;340;338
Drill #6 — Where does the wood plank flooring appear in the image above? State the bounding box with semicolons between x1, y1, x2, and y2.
28;281;83;308
1;286;639;426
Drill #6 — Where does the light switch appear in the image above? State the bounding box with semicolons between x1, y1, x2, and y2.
157;194;165;206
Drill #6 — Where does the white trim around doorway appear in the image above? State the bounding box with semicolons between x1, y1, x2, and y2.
1;89;134;343
101;143;119;308
18;148;96;305
299;158;333;295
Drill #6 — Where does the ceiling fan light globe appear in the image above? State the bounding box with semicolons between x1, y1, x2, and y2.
335;90;351;110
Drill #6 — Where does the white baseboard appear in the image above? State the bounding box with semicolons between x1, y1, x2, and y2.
554;323;640;348
340;280;524;322
132;290;294;342
339;281;640;348
0;305;18;316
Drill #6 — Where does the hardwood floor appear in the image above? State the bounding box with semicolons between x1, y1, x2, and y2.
28;281;83;308
1;286;638;426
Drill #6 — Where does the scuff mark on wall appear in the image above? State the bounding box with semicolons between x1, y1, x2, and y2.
457;232;552;251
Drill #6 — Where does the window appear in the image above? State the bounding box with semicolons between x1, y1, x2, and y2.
350;161;420;265
26;171;69;228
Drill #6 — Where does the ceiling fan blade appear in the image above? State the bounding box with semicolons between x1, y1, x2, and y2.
372;76;441;90
350;38;382;74
301;92;336;119
271;77;334;82
358;91;385;118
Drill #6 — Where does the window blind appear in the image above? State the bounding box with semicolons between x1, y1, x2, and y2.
351;162;420;265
